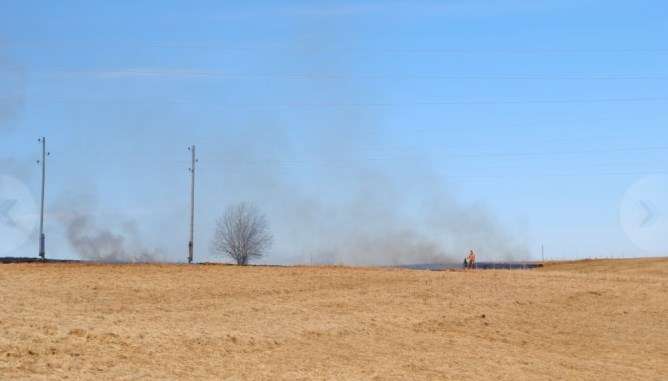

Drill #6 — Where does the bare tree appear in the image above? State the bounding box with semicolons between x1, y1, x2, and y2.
212;203;272;265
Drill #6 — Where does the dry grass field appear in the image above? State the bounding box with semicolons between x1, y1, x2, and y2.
0;258;666;380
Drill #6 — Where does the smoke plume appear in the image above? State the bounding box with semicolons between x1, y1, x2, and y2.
226;152;527;266
0;46;25;132
47;12;528;265
208;23;528;266
65;213;162;262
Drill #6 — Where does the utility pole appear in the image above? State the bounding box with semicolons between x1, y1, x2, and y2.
187;145;197;264
541;244;545;262
37;137;49;260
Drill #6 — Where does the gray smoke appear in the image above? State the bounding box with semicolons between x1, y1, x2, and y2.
269;171;524;266
0;157;32;181
46;10;527;265
65;213;163;262
215;119;527;266
209;23;528;266
0;46;25;132
303;191;523;266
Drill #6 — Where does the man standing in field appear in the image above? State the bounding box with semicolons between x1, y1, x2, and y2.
467;250;476;269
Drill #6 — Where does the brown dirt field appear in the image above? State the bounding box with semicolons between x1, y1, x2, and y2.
0;258;666;380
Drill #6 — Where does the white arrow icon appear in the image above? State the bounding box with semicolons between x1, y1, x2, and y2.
638;200;656;228
620;175;668;254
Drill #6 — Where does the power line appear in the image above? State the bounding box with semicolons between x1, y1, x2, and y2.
250;96;668;108
217;164;668;180
440;170;668;181
368;48;668;55
437;146;668;159
97;144;667;166
50;69;668;81
145;44;668;55
215;146;668;166
35;96;668;109
15;41;668;54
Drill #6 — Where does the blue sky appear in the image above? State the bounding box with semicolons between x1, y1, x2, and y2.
1;1;667;263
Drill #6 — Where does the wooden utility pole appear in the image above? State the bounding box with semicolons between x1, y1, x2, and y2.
187;145;197;263
37;137;48;260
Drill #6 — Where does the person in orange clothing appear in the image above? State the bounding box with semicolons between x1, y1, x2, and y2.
467;250;476;269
